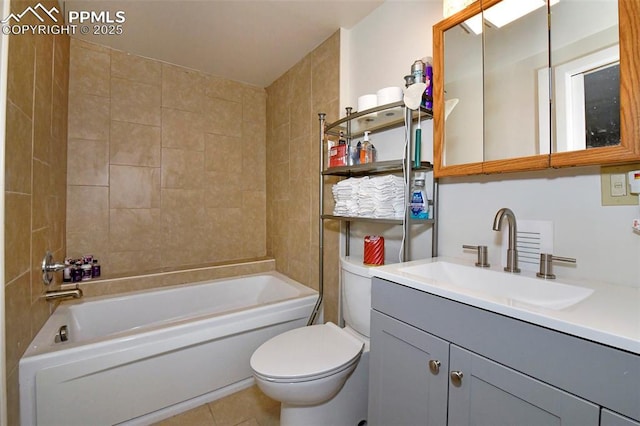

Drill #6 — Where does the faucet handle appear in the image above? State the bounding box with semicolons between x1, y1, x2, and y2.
536;253;577;279
463;245;490;268
41;251;67;286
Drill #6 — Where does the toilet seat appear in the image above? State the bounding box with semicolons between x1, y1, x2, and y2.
250;322;364;383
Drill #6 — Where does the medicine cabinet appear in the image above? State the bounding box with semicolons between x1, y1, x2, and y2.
433;0;640;177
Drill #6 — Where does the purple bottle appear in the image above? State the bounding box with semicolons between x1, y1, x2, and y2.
424;57;433;110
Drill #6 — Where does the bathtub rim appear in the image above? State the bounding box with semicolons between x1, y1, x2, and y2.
74;257;278;299
68;267;312;305
21;270;317;359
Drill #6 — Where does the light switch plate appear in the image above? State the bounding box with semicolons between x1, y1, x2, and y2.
601;164;640;206
610;173;627;196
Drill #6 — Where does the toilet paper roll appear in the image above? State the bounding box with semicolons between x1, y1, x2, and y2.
376;86;403;106
357;94;377;113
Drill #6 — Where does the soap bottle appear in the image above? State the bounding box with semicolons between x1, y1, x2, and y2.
410;173;429;219
369;144;377;163
360;131;372;164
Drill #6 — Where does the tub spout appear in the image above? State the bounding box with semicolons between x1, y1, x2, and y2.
44;287;83;301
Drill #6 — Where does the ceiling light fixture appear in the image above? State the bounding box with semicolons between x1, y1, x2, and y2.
444;0;559;36
484;0;558;29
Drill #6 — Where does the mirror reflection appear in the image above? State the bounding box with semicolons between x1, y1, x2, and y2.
441;0;621;170
443;16;483;166
549;0;619;153
483;0;549;161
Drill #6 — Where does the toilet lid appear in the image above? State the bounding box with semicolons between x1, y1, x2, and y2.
250;322;364;381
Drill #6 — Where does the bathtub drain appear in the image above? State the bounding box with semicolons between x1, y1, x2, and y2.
56;325;69;343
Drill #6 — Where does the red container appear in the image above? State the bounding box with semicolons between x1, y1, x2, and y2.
329;145;347;168
364;235;384;266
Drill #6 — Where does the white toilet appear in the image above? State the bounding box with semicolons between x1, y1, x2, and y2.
250;257;371;426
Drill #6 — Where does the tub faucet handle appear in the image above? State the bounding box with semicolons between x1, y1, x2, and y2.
41;251;67;286
463;245;490;268
536;253;576;279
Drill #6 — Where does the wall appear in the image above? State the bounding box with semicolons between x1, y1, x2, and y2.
341;0;436;114
266;31;341;323
342;0;640;288
3;0;69;421
66;39;267;278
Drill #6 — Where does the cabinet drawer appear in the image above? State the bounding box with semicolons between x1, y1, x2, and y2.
372;277;640;421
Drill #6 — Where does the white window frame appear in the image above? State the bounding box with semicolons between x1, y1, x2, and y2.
553;44;619;152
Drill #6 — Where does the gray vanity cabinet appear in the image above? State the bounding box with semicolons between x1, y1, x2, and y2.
369;310;599;426
368;310;449;425
601;410;640;426
369;277;640;426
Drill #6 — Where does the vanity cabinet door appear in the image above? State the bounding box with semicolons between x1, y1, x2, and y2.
447;345;600;426
601;410;640;426
368;310;449;426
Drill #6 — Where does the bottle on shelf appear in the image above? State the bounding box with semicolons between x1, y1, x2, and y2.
329;132;348;168
360;131;376;164
423;56;433;109
410;172;429;219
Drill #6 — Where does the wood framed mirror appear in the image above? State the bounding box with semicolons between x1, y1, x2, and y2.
433;0;640;177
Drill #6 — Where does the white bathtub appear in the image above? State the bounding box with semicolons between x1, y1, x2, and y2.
19;271;318;426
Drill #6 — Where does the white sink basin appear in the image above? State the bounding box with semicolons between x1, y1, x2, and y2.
398;261;594;310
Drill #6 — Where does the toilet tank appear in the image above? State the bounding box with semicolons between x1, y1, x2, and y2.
341;257;373;338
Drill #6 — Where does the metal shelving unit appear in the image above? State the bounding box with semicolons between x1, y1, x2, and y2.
308;102;438;325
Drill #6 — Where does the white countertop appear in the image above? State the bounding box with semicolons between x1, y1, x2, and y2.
370;257;640;355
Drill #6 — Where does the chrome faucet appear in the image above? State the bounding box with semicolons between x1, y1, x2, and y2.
492;208;521;273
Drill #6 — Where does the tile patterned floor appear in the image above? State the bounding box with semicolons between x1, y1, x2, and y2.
152;385;279;426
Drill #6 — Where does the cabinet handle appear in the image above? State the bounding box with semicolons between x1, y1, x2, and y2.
450;371;464;387
428;359;441;374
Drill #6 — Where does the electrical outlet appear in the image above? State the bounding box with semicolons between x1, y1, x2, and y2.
601;164;640;206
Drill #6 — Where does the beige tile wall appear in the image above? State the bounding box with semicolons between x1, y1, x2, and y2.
266;31;341;323
4;1;70;422
66;39;267;278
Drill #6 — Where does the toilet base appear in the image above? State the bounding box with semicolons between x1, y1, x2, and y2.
280;351;369;426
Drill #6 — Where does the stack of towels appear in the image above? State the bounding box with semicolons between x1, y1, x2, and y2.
332;175;405;219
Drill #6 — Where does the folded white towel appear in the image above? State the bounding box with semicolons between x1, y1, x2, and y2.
332;175;405;218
